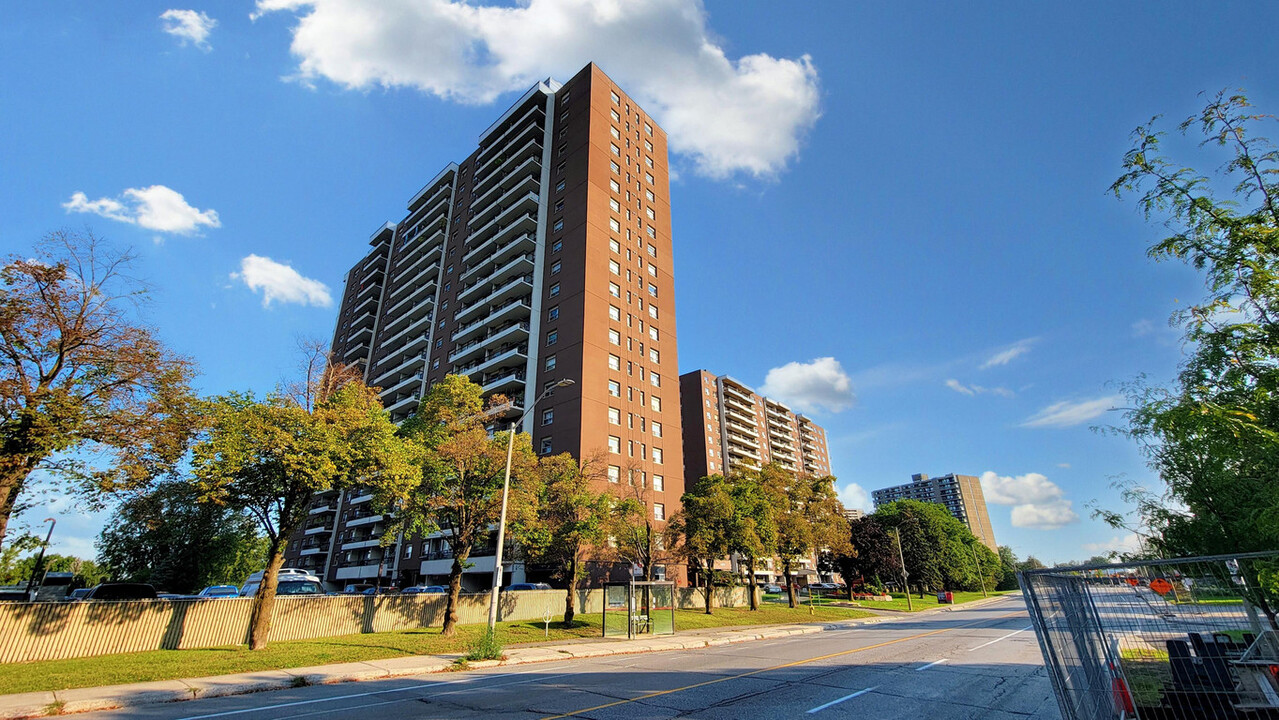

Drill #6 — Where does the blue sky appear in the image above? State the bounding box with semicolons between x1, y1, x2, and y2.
3;1;1276;565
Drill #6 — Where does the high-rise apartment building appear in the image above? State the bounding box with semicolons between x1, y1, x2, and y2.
871;473;998;550
679;370;831;482
287;63;685;589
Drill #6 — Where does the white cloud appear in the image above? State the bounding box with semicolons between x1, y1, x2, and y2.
945;378;1013;397
980;471;1080;530
759;357;855;413
1021;394;1124;429
161;9;218;50
1081;533;1142;555
837;482;870;512
231;255;332;308
980;338;1035;369
1056;462;1071;469
252;0;820;179
63;185;221;236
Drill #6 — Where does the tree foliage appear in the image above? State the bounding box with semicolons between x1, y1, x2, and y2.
517;453;612;625
193;351;410;649
97;481;266;594
858;500;1000;596
670;474;736;614
608;459;672;582
0;550;107;587
1108;91;1279;623
757;464;848;608
725;469;776;610
0;230;198;548
376;374;536;637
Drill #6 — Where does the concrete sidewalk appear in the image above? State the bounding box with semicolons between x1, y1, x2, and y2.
0;595;1014;718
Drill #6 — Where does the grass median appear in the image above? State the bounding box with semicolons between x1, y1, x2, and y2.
764;589;1015;612
0;604;874;696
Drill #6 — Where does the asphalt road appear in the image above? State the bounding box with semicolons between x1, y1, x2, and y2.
81;595;1059;719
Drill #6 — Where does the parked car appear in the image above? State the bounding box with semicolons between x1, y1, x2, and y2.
761;584;784;594
65;588;93;602
342;584;376;595
240;569;323;597
156;592;190;600
402;585;447;595
198;585;241;598
502;583;552;592
361;586;399;595
81;583;158;601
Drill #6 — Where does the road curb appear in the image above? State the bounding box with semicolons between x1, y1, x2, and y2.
0;598;1019;718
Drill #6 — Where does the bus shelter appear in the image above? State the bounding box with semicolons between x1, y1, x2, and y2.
602;580;676;638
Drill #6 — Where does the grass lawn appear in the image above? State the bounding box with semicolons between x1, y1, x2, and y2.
1120;647;1170;707
0;605;873;696
764;590;1014;613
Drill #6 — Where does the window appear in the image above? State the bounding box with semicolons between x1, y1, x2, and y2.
650;372;660;388
610;238;620;253
556;179;565;192
546;331;558;346
611;143;620;156
653;448;663;465
553;219;564;232
650;396;661;412
542;408;554;425
609;218;620;232
549;282;560;297
649;348;659;363
609;260;620;275
608;436;621;453
608;465;621;483
646;225;657;238
610;126;620;139
646;207;655;220
608;380;621;397
610;198;620;212
608;329;621;345
653;503;665;521
607;407;621;425
436;339;443;348
645;122;653;136
545;354;557;370
552;239;563;253
557;162;566;175
609;305;621;321
609;282;620;297
405;544;413;559
646;172;655;185
610;91;620;104
648;263;657;276
554;200;564;213
560;90;570;104
610;161;620;174
432;359;440;370
609;354;620;371
648;304;658;319
645;156;654;168
548;306;559;321
648;283;658;297
550;260;561;275
610;179;620;192
647;243;657;257
644;139;653;152
652;421;662;438
535;437;552;455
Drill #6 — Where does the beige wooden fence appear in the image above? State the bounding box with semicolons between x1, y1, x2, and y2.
0;586;753;664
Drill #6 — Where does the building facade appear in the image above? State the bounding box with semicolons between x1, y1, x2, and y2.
679;369;831;481
286;63;686;590
870;473;998;550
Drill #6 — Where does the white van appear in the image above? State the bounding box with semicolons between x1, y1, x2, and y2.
239;568;323;597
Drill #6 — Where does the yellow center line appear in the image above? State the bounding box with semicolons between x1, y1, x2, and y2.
539;608;1025;719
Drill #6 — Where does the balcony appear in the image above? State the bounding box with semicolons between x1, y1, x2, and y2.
304;524;333;536
342;341;369;359
347;514;384;527
300;547;327;557
348;492;375;505
473;132;543;196
470;168;540;227
482;368;527;395
351;311;376;331
463;204;539;265
472;344;528;378
476;104;543;166
309;503;337;515
341;538;384;551
376;314;431;356
385;267;439;308
458;252;535;305
394;243;444;285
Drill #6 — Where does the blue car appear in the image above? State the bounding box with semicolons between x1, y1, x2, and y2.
402;585;447;594
199;585;241;598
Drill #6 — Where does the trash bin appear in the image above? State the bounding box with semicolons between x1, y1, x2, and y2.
937;591;954;604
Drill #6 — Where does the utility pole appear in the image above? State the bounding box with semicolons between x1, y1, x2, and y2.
24;518;56;602
891;528;912;612
971;542;988;598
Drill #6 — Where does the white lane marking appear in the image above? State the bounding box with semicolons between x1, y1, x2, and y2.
807;686;878;714
915;658;948;671
968;625;1033;652
174;666;573;720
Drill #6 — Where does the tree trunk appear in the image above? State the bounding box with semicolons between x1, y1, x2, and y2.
0;457;37;550
702;560;713;615
747;556;758;611
442;550;467;637
248;537;288;650
783;563;796;609
563;555;577;626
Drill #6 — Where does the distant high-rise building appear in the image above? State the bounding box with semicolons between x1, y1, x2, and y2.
871;473;997;550
842;508;866;522
678;370;831;482
286;63;686;589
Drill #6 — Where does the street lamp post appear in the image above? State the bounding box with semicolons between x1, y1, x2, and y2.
971;542;988;598
487;378;575;630
891;528;912;612
24;518;55;602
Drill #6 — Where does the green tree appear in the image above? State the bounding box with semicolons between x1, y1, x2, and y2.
759;464;848;608
97;481;267;594
0;550;107;587
1108;91;1279;624
608;460;671;582
995;545;1021;591
834;515;901;595
0;230;199;548
726;469;776;610
377;375;535;637
193;354;409;649
518;454;612;626
670;474;736;614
